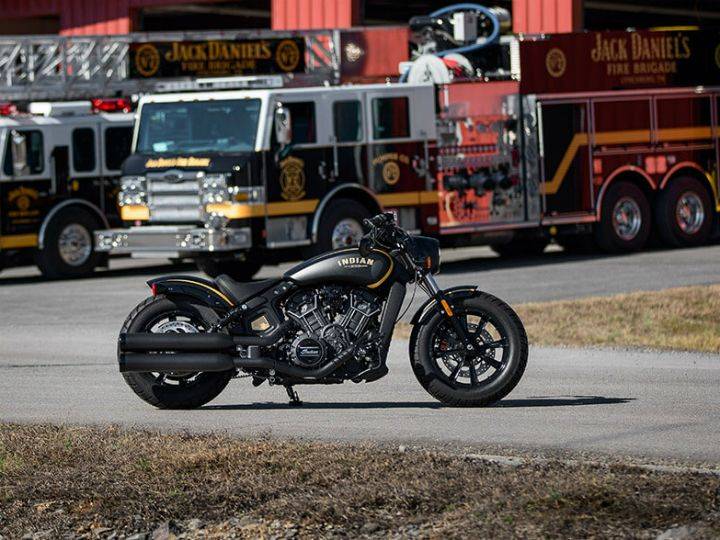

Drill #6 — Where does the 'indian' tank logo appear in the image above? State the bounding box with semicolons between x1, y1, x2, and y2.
337;256;374;268
546;48;567;78
279;156;306;200
135;44;161;77
275;39;301;72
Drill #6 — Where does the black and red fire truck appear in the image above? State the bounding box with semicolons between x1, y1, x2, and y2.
94;5;720;279
0;100;134;278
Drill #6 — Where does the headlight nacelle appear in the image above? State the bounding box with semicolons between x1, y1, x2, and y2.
201;173;230;204
119;176;147;207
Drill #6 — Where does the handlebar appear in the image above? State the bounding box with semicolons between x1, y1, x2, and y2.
360;212;410;256
363;212;394;231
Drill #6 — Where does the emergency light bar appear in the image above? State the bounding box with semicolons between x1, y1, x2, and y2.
152;75;285;94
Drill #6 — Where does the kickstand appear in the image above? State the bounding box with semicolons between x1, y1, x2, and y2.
285;386;303;407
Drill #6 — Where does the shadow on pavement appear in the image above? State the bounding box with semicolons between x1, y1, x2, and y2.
204;395;634;410
495;395;635;407
203;401;444;410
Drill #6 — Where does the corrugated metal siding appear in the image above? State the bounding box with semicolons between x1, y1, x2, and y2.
271;0;359;30
513;0;582;34
0;0;218;35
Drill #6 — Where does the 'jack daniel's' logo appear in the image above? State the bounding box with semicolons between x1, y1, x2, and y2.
337;256;374;268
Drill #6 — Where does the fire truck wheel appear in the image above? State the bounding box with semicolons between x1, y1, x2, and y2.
655;176;713;248
594;182;651;253
313;198;372;254
490;238;549;258
195;256;262;281
35;208;104;280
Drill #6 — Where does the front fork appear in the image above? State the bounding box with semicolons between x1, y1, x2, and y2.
421;273;479;353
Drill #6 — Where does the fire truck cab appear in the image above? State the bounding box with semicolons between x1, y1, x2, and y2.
0;102;134;278
96;83;443;279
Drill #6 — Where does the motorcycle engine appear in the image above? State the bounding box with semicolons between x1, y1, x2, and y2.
282;286;383;372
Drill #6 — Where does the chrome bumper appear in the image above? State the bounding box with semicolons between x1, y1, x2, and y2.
95;226;252;256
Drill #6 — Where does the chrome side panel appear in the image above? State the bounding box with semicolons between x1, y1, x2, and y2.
522;94;542;223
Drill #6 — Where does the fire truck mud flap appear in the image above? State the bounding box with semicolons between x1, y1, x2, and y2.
95;226;252;256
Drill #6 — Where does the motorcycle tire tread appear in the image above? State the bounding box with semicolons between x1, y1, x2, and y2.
412;291;528;407
120;295;234;409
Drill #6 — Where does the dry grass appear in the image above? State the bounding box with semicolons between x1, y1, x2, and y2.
396;285;720;353
1;424;719;539
517;285;720;353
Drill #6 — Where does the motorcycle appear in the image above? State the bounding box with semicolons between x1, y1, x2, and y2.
117;213;528;408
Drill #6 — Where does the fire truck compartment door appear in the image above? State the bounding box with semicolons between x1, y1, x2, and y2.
539;101;593;216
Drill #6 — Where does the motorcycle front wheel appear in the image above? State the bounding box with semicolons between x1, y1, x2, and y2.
411;292;528;407
120;295;234;409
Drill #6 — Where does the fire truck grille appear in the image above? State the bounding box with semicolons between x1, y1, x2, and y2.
147;170;203;223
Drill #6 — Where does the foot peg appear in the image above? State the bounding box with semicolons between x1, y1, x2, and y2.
285;386;302;406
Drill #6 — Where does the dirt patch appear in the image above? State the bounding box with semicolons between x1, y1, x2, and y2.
396;285;720;353
1;423;719;538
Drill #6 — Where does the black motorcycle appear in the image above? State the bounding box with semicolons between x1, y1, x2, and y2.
118;213;528;408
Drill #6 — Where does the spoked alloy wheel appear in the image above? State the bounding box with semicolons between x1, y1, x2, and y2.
412;292;528;407
120;296;233;409
145;313;204;387
431;312;508;388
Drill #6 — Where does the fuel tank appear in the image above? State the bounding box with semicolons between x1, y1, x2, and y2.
284;248;394;288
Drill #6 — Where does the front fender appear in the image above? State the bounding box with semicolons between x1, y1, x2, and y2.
148;275;235;310
408;285;479;358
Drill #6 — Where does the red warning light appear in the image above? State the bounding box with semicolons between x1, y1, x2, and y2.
91;98;132;113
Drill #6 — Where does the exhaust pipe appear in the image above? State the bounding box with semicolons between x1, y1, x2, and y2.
120;333;235;352
119;352;234;373
119;321;292;354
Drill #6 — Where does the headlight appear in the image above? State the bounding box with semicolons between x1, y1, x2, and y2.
118;176;146;207
201;173;229;204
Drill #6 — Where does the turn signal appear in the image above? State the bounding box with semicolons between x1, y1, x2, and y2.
440;299;454;317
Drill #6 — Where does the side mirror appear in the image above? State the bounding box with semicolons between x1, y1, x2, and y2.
10;130;28;176
274;104;292;147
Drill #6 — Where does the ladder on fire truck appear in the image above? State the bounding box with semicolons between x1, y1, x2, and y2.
0;29;340;101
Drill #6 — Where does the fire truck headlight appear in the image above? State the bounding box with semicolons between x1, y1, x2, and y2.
201;173;230;204
118;176;147;207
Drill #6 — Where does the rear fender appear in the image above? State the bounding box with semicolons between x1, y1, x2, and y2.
408;285;479;357
148;275;235;310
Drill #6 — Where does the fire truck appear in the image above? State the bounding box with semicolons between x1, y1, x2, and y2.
94;5;720;280
5;5;714;279
0;101;134;278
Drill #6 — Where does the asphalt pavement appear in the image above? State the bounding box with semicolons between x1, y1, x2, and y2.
1;243;719;462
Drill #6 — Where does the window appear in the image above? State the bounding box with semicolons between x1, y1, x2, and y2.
104;126;133;170
333;100;362;142
372;97;410;140
3;130;44;176
72;128;96;172
136;99;261;155
285;101;316;144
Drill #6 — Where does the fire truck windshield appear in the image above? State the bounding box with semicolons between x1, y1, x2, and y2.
135;98;261;155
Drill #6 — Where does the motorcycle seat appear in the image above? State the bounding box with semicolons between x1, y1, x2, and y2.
215;275;280;304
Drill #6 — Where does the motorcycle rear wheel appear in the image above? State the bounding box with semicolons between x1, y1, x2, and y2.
412;292;528;407
120;295;234;409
